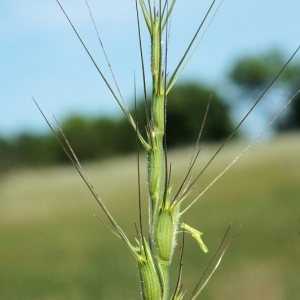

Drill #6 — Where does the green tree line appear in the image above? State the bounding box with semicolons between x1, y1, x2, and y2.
0;83;232;170
0;50;299;172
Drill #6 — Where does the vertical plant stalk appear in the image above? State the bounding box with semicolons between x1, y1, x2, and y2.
138;1;211;298
147;14;171;300
142;4;178;298
48;1;299;299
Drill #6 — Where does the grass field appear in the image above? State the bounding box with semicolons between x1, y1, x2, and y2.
0;133;299;299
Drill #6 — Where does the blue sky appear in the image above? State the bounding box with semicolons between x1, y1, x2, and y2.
1;0;299;138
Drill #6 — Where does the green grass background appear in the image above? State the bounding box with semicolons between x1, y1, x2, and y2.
1;133;299;299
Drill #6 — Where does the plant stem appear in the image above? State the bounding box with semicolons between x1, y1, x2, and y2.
147;11;170;298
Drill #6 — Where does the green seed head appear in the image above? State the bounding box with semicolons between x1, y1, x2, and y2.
135;239;163;300
155;204;180;264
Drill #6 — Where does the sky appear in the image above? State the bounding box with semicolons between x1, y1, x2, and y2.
1;0;299;138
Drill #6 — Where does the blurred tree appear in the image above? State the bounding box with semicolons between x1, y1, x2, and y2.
229;49;300;131
0;137;15;172
13;134;59;166
167;83;233;146
60;116;120;162
230;51;285;90
276;63;300;130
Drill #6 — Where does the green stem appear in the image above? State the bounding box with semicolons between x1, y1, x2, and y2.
148;14;165;228
148;13;171;299
141;5;185;300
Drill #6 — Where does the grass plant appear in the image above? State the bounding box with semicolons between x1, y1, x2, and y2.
30;0;299;299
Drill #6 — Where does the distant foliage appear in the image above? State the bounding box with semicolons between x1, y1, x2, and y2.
59;116;135;162
167;83;233;146
0;82;233;171
229;51;284;90
1;64;298;172
229;49;300;131
277;63;300;130
0;137;15;171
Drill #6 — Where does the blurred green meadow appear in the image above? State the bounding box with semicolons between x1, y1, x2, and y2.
0;133;299;299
